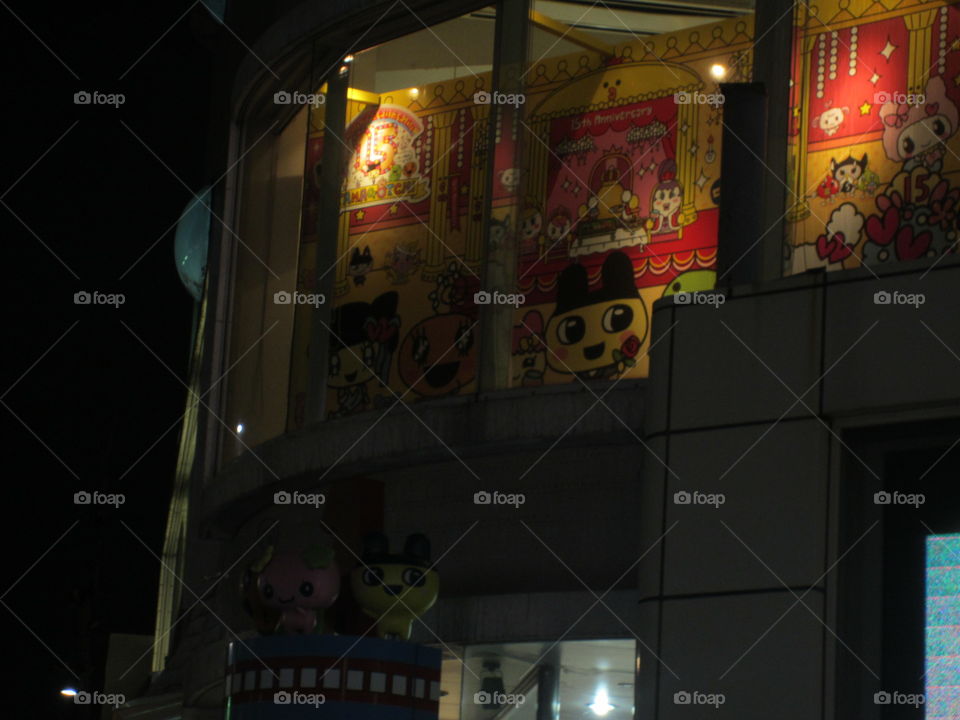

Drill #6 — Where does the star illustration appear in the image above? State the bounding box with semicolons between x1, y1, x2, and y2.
880;39;897;61
859;101;872;115
695;171;710;190
389;205;399;215
355;209;365;221
870;71;881;85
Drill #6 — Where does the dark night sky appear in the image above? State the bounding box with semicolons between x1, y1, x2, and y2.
1;1;219;715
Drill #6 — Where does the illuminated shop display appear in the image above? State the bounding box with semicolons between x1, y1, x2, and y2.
787;0;960;274
285;13;755;425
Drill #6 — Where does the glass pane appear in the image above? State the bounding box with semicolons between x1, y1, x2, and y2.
286;7;497;428
223;106;309;461
514;1;754;387
459;639;635;720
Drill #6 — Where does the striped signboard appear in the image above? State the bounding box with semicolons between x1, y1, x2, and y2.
226;635;441;719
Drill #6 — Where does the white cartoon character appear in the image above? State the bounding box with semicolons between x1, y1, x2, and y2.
813;105;849;137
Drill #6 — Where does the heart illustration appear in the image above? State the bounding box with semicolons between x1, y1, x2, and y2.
866;206;900;246
895;226;932;260
926;102;940;116
816;231;853;263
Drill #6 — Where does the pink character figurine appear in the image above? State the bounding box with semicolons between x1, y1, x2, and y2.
257;544;340;634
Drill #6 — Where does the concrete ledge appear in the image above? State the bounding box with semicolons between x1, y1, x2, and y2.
202;381;646;528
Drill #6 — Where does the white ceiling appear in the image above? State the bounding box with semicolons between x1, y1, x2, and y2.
347;0;754;94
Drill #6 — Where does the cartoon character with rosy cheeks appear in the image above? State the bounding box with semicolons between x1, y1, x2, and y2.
397;313;477;396
880;77;959;173
257;545;340;635
546;251;648;380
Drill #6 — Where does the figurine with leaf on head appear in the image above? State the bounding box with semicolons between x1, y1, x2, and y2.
241;543;340;635
349;532;439;640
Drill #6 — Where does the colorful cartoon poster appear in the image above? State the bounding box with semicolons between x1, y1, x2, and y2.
343;104;430;210
286;16;755;425
787;2;960;273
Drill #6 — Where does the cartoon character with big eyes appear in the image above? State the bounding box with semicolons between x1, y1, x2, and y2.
350;533;439;641
649;159;683;234
880;76;959;173
257;545;341;635
520;202;544;256
813;105;849;137
545;251;648;380
397;313;476;397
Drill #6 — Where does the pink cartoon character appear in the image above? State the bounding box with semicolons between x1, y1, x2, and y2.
257;544;340;634
880;76;959;174
813;104;849;137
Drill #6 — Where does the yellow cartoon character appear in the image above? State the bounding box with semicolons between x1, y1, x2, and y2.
546;251;647;380
350;532;439;640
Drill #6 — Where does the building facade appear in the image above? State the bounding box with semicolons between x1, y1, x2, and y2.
126;0;960;718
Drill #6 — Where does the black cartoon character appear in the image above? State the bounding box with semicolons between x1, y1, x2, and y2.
328;292;400;418
830;154;867;194
348;246;374;286
545;251;648;380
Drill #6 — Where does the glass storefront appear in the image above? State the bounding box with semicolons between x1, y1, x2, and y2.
222;1;760;455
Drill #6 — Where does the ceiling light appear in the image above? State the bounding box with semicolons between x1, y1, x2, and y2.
710;63;727;80
589;688;615;716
